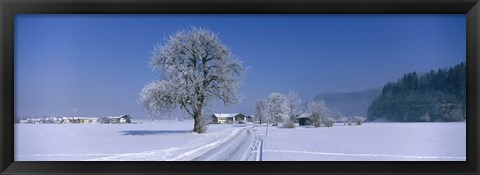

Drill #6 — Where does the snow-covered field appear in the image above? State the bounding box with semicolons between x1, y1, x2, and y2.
255;122;466;161
15;120;246;161
15;121;465;161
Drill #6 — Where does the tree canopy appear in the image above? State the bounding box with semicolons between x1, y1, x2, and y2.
139;27;245;133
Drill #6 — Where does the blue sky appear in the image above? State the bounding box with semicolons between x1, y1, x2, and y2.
15;14;465;119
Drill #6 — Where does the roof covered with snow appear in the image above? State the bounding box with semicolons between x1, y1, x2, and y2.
107;115;130;119
212;113;241;118
297;113;311;119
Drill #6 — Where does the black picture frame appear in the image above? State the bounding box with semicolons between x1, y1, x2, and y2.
1;0;479;175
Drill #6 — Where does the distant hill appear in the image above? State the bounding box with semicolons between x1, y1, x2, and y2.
313;87;382;118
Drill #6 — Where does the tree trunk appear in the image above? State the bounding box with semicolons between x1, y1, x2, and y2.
193;113;200;133
193;110;205;133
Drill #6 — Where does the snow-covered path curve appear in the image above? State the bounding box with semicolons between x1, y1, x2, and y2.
83;125;259;161
192;126;258;161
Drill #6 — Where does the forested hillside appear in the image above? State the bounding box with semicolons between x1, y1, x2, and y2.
367;62;466;122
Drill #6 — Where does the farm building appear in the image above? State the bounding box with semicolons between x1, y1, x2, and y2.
52;117;63;124
211;113;246;124
29;118;42;124
105;115;132;124
79;117;90;124
62;117;70;123
297;113;311;126
246;115;254;122
89;118;99;123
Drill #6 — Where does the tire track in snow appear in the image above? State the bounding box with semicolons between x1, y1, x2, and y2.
192;126;256;161
262;150;466;160
85;127;245;161
247;129;263;161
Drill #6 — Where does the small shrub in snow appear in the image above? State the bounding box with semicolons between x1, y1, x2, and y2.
334;112;343;123
282;120;295;128
323;118;334;127
347;117;353;126
421;112;431;122
354;116;365;125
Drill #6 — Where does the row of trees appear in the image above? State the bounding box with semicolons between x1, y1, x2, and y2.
253;92;302;127
367;62;466;122
253;92;365;128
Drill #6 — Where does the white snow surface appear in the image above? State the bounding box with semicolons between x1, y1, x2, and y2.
254;122;466;161
15;121;466;161
15;120;241;161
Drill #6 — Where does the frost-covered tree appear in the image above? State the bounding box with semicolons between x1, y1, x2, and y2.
266;92;289;126
139;27;245;133
253;99;267;124
347;117;353;126
323;117;334;127
354;116;365;125
307;100;329;127
286;91;302;122
421;112;431;122
341;117;348;125
450;107;464;122
334;112;343;123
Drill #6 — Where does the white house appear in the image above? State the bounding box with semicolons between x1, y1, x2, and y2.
52;117;63;124
89;118;98;123
211;113;246;124
29;118;42;124
246;115;254;122
62;117;70;123
106;115;132;124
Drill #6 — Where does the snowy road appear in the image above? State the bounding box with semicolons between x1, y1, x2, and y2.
192;125;260;161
